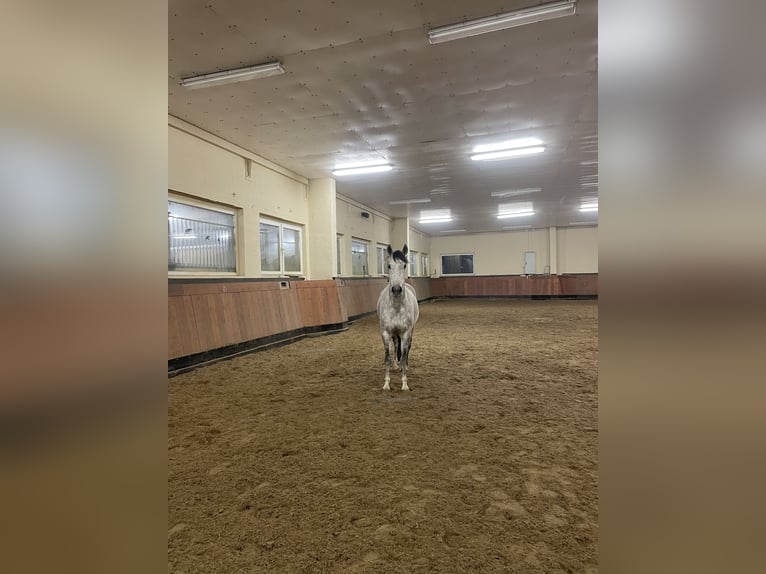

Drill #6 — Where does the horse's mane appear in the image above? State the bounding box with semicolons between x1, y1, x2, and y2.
392;250;408;265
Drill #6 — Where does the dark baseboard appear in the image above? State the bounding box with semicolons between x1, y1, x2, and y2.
432;295;598;300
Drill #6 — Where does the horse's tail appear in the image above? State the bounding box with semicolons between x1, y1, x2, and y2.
395;335;402;363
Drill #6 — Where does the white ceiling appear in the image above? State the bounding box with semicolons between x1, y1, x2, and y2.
169;0;598;234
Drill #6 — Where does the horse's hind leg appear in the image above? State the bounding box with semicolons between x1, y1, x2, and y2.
381;331;392;390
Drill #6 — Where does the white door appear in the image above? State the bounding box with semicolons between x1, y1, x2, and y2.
524;251;536;274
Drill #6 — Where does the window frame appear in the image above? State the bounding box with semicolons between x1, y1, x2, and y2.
376;244;388;276
260;216;304;276
168;194;239;276
440;252;475;276
409;250;419;276
420;253;430;277
336;234;343;276
351;238;370;276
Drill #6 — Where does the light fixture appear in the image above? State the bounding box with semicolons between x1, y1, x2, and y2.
420;217;454;223
180;61;285;89
569;221;596;226
497;211;535;219
579;201;598;212
420;208;452;223
427;0;577;44
332;160;393;176
491;188;542;198
502;225;532;230
471;147;545;161
497;201;535;219
388;198;432;205
473;138;542;153
440;229;467;234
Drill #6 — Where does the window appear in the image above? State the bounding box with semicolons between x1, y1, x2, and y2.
351;239;369;276
260;218;303;275
409;250;418;276
168;199;237;273
441;253;474;275
336;234;343;276
376;244;387;275
421;253;430;277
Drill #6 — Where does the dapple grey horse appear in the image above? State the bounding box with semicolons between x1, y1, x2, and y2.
377;244;419;391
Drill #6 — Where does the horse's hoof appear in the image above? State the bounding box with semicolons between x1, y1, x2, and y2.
382;384;390;391
401;385;410;392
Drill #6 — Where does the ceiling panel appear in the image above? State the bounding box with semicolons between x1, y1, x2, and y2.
169;0;598;232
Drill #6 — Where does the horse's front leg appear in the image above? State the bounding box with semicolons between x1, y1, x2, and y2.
381;331;392;390
400;330;413;391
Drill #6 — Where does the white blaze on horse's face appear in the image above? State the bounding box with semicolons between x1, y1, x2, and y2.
387;244;408;297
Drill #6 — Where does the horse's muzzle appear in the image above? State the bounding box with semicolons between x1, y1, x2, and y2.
391;285;403;296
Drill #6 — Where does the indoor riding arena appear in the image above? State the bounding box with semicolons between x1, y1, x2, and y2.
168;279;597;574
168;1;598;572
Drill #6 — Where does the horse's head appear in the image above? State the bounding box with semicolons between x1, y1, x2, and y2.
386;244;409;297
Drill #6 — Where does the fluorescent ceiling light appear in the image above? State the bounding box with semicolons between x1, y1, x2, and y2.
498;201;535;219
473;138;542;153
502;225;532;230
332;164;393;176
180;61;285;89
427;0;577;44
491;188;541;198
569;221;596;226
471;147;545;161
440;229;467;234
388;198;432;205
579;206;598;212
420;208;452;223
420;217;453;223
334;159;389;170
497;211;535;219
579;201;598;212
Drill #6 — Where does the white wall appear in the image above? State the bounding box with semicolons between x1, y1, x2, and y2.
169;118;596;279
431;229;550;275
407;226;432;277
335;195;392;276
557;226;598;273
430;226;597;275
169;121;311;278
307;178;337;280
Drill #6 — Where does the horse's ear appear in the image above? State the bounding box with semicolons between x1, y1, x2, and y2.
387;245;392;255
402;244;408;256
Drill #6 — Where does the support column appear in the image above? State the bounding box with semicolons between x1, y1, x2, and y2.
391;217;410;251
307;178;337;279
548;226;558;275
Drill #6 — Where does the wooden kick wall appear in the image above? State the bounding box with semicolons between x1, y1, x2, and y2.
429;274;598;298
168;274;594;365
169;277;430;363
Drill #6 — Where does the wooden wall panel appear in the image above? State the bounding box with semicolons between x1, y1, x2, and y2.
430;274;598;298
339;278;388;318
559;274;598;295
169;280;305;360
409;277;432;300
168;295;201;358
169;275;596;361
294;280;345;327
